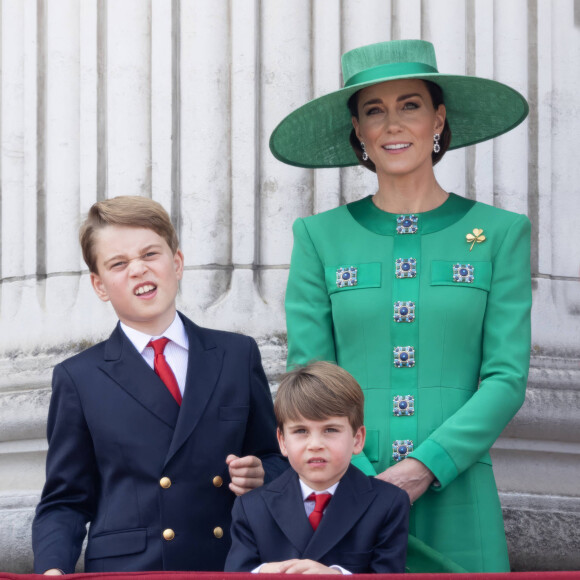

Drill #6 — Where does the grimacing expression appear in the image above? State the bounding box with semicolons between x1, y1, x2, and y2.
90;225;184;336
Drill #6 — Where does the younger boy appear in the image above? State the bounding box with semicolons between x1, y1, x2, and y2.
32;196;286;573
225;361;409;574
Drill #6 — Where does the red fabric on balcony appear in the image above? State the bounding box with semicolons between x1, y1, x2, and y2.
1;571;579;580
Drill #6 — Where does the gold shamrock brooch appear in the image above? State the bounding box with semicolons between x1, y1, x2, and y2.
466;228;485;251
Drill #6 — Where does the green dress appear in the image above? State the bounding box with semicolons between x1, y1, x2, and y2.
285;193;531;572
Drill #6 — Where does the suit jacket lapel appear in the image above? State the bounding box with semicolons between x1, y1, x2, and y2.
263;469;313;554
304;465;377;561
99;324;179;428
164;315;223;466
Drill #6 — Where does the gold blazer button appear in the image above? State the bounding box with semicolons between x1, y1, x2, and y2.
163;528;175;541
213;527;224;539
212;476;223;488
160;477;172;489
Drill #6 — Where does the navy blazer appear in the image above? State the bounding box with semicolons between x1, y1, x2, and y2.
225;464;409;574
32;313;287;573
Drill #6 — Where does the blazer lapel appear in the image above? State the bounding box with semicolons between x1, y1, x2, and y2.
99;324;179;428
263;469;313;554
164;316;223;466
304;465;377;561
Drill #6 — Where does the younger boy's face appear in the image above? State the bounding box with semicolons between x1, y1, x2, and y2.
90;225;184;336
277;416;365;491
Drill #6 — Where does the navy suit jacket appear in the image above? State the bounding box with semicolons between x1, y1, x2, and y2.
32;313;287;573
225;464;409;574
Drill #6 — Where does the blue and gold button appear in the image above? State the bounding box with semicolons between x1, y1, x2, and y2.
392;440;414;462
395;258;417;279
393;395;415;416
396;214;418;234
394;301;415;323
336;266;358;288
394;346;415;368
453;263;474;283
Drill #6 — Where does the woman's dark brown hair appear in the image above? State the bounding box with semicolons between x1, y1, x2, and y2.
347;80;452;171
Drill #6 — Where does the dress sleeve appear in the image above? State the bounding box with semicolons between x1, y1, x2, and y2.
412;214;532;489
31;363;98;573
285;217;336;368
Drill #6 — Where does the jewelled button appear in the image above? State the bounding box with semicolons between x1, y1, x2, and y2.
396;214;418;234
393;395;415;416
392;440;414;462
453;263;474;283
336;266;358;288
163;529;175;541
394;301;415;323
395;258;417;279
394;346;415;367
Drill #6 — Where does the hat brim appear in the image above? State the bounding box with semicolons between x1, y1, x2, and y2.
269;73;529;169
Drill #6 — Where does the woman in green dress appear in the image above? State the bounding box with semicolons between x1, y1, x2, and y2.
271;40;531;572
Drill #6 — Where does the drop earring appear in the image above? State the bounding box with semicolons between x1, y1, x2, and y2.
433;133;441;154
361;141;369;161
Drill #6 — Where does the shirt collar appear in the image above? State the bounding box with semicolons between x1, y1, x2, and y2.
120;312;189;354
299;478;340;501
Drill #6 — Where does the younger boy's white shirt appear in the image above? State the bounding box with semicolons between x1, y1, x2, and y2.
120;312;189;396
251;479;350;575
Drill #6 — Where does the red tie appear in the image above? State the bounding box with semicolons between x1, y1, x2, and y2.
148;337;182;405
307;492;332;530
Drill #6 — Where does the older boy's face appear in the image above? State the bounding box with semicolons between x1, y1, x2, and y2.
90;225;184;336
277;416;365;491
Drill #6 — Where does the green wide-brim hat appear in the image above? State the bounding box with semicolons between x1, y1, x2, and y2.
269;39;529;168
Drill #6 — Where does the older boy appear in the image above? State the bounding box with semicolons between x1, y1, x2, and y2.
225;362;409;574
32;196;286;573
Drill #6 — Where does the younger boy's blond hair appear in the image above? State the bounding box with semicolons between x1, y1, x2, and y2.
274;361;364;434
79;196;179;274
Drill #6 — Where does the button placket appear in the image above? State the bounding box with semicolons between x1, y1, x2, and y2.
390;215;420;465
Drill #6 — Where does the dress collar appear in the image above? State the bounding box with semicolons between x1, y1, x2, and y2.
346;192;475;236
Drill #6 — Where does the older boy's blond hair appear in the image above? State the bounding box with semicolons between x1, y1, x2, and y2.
274;361;364;434
79;196;179;273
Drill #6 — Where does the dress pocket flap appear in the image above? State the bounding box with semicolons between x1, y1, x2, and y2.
431;260;492;291
325;262;381;295
86;528;147;560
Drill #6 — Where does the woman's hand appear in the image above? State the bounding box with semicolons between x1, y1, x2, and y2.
376;458;435;504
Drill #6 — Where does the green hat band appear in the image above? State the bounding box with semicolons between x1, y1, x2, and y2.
345;62;438;87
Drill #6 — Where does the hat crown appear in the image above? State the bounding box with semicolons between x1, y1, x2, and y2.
341;39;439;86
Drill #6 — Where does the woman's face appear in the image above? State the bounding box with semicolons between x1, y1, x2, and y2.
352;79;445;179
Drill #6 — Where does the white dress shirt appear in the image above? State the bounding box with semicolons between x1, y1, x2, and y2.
120;312;189;396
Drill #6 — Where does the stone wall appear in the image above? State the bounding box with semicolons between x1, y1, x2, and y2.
0;0;578;572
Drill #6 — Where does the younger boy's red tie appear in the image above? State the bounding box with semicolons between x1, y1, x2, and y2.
148;337;182;406
307;492;332;530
